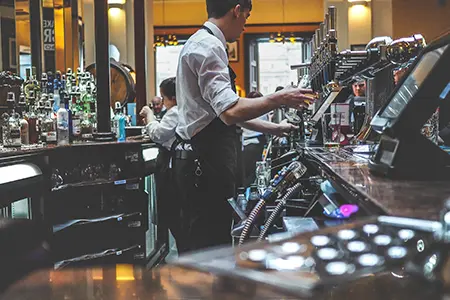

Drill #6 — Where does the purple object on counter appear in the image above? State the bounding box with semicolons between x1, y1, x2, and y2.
323;204;359;219
340;204;359;218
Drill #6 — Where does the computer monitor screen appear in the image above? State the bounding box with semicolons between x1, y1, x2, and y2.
380;45;448;119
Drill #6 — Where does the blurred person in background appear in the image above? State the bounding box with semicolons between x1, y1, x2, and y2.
242;91;268;187
151;96;166;121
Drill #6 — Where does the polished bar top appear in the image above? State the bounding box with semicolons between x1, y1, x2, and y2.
0;261;445;299
0;264;301;300
304;147;450;220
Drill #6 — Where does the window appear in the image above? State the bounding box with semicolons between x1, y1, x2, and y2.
155;45;184;95
257;42;303;95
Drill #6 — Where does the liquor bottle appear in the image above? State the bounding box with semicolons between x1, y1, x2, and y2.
42;101;57;144
82;84;95;113
70;92;82;141
63;93;73;142
31;67;40;96
3;93;21;147
65;68;73;92
47;71;54;96
18;94;29;145
37;94;47;143
80;113;93;140
61;74;66;92
26;90;39;144
23;68;34;97
113;102;126;142
41;73;48;94
57;96;70;146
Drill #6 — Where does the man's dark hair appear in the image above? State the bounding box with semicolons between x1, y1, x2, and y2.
160;77;176;99
247;91;263;98
206;0;252;18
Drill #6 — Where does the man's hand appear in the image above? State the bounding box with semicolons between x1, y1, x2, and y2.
277;86;316;109
274;119;298;137
139;106;156;125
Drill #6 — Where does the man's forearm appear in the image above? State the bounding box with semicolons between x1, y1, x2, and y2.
239;119;279;135
220;93;281;125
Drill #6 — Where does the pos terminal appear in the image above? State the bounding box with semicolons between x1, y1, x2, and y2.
369;32;450;178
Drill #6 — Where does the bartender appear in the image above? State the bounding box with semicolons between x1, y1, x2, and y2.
140;77;185;253
174;0;314;252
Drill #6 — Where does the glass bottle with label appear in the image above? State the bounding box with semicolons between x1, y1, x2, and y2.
31;67;40;96
18;94;29;145
57;96;70;146
26;90;39;144
3;93;21;147
37;94;47;143
23;68;34;97
42;101;57;144
80;113;93;140
113;102;126;142
70;92;82;141
63;94;73;142
40;73;48;94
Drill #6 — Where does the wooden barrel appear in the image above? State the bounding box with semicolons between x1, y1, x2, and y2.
86;60;136;108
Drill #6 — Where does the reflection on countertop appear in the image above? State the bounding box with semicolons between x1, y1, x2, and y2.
0;262;445;300
0;264;294;300
305;147;450;220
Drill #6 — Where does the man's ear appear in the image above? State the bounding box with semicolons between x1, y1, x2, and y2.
232;4;241;18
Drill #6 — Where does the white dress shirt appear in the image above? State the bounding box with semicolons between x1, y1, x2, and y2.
146;106;178;150
176;21;239;140
242;113;270;146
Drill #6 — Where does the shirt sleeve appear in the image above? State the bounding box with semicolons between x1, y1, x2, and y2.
146;108;178;145
188;42;239;116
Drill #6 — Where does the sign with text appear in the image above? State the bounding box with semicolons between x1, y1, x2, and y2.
43;19;55;51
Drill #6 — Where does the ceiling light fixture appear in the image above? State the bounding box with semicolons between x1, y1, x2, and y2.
348;0;370;5
108;0;126;4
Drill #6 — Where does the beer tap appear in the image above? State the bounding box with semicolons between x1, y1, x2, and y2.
308;6;339;96
327;6;338;84
387;34;426;65
335;34;426;83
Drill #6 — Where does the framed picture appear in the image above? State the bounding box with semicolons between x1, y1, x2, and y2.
227;41;239;62
351;44;366;51
9;38;17;68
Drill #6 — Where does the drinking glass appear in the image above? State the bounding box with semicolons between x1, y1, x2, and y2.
322;112;343;149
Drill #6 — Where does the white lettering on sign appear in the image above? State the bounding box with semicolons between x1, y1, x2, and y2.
44;29;55;43
43;20;54;28
43;19;55;51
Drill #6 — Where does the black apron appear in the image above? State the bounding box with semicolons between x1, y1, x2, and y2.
190;25;239;199
173;26;239;251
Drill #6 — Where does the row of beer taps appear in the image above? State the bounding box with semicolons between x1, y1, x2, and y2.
308;6;427;96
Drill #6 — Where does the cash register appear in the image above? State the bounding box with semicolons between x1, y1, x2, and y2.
369;32;450;178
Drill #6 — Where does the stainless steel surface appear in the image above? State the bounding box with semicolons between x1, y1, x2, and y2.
329;6;337;31
365;36;393;50
319;23;325;46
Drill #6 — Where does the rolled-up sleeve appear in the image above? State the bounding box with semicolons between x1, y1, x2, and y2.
146;108;178;145
188;43;239;116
